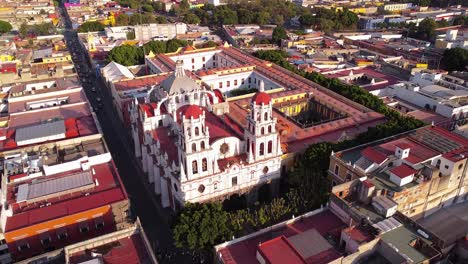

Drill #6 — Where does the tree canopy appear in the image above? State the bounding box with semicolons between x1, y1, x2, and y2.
77;21;105;33
0;20;12;34
106;39;189;65
173;203;233;250
299;8;358;32
272;26;287;45
407;18;437;41
441;48;468;72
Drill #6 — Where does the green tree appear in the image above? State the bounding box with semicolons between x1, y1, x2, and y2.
155;16;167;24
237;9;255;24
173;203;233;250
165;39;189;52
255;11;271;25
319;18;335;33
107;44;143;66
441;48;468;71
143;40;167;54
115;13;130;26
78;21;105;33
0;20;12;34
272;26;287;45
299;14;316;27
453;15;468;26
213;6;238;25
183;13;201;24
142;4;154;13
409;18;436;41
19;23;28;38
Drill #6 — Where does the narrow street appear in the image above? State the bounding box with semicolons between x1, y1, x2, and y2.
57;3;206;263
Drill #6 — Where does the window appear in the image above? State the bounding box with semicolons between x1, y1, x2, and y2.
202;158;207;172
234;80;238;86
194;93;198;100
220;143;229;154
79;225;89;233
248;77;251;83
173;183;178;192
202;57;205;62
40;237;51;246
334;165;339;175
185;95;189;102
192;65;195;70
459;164;463;170
175;96;180;103
241;78;245;84
192;160;198;174
17;242;30;251
232;177;238;186
198;184;205;193
264;112;268;120
268;141;272;154
219;82;223;89
195;127;199;136
214;182;218;190
192;58;195;63
263;166;269;174
187;128;191;136
95;222;105;230
445;165;449;169
261;127;265;135
259;143;265;155
57;230;68;240
192;143;197;152
268;125;272;133
201;141;205;150
436;159;441;168
227;81;230;87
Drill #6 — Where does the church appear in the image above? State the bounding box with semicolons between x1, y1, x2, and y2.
129;60;283;209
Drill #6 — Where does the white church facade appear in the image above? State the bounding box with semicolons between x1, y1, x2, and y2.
130;61;282;209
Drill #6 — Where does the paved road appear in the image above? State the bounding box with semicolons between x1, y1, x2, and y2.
57;3;208;264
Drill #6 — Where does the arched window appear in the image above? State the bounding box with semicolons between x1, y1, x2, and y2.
185;95;189;102
261;127;265;135
259;143;264;155
195;127;200;136
201;141;205;150
202;158;207;172
192;143;197;152
192;160;198;174
175;96;180;103
264;112;268;120
268;141;272;154
187;128;191;136
194;93;198;100
268;125;272;133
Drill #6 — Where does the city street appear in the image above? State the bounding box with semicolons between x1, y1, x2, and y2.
57;3;207;264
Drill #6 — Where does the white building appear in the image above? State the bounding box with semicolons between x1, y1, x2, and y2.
130;61;282;209
134;23;187;41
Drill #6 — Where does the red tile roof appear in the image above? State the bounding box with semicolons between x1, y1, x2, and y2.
151;126;178;164
361;147;387;164
390;164;417;179
257;236;307;264
442;147;468;162
252;91;271;105
179;104;203;119
217;210;345;264
5;162;127;232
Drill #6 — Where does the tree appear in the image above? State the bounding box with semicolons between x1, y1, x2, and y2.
213;6;238;25
0;20;12;34
166;39;188;52
78;21;105;33
237;9;255;24
107;44;143;66
142;4;154;13
299;14;316;27
115;13;130;26
183;13;201;24
155;16;167;24
173;203;233;250
272;26;287;45
441;48;468;71
409;18;436;41
143;40;167;54
453;15;468;26
319;18;335;33
255;11;271;25
19;23;28;38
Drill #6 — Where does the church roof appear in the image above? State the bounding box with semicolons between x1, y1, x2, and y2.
161;61;199;95
178;105;203;119
252;91;271;105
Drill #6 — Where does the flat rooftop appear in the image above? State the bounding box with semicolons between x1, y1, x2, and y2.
68;234;153;264
5;160;127;232
217;210;346;264
417;201;468;246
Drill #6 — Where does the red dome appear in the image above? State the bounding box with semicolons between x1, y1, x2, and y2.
181;105;203;119
252;92;271;105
